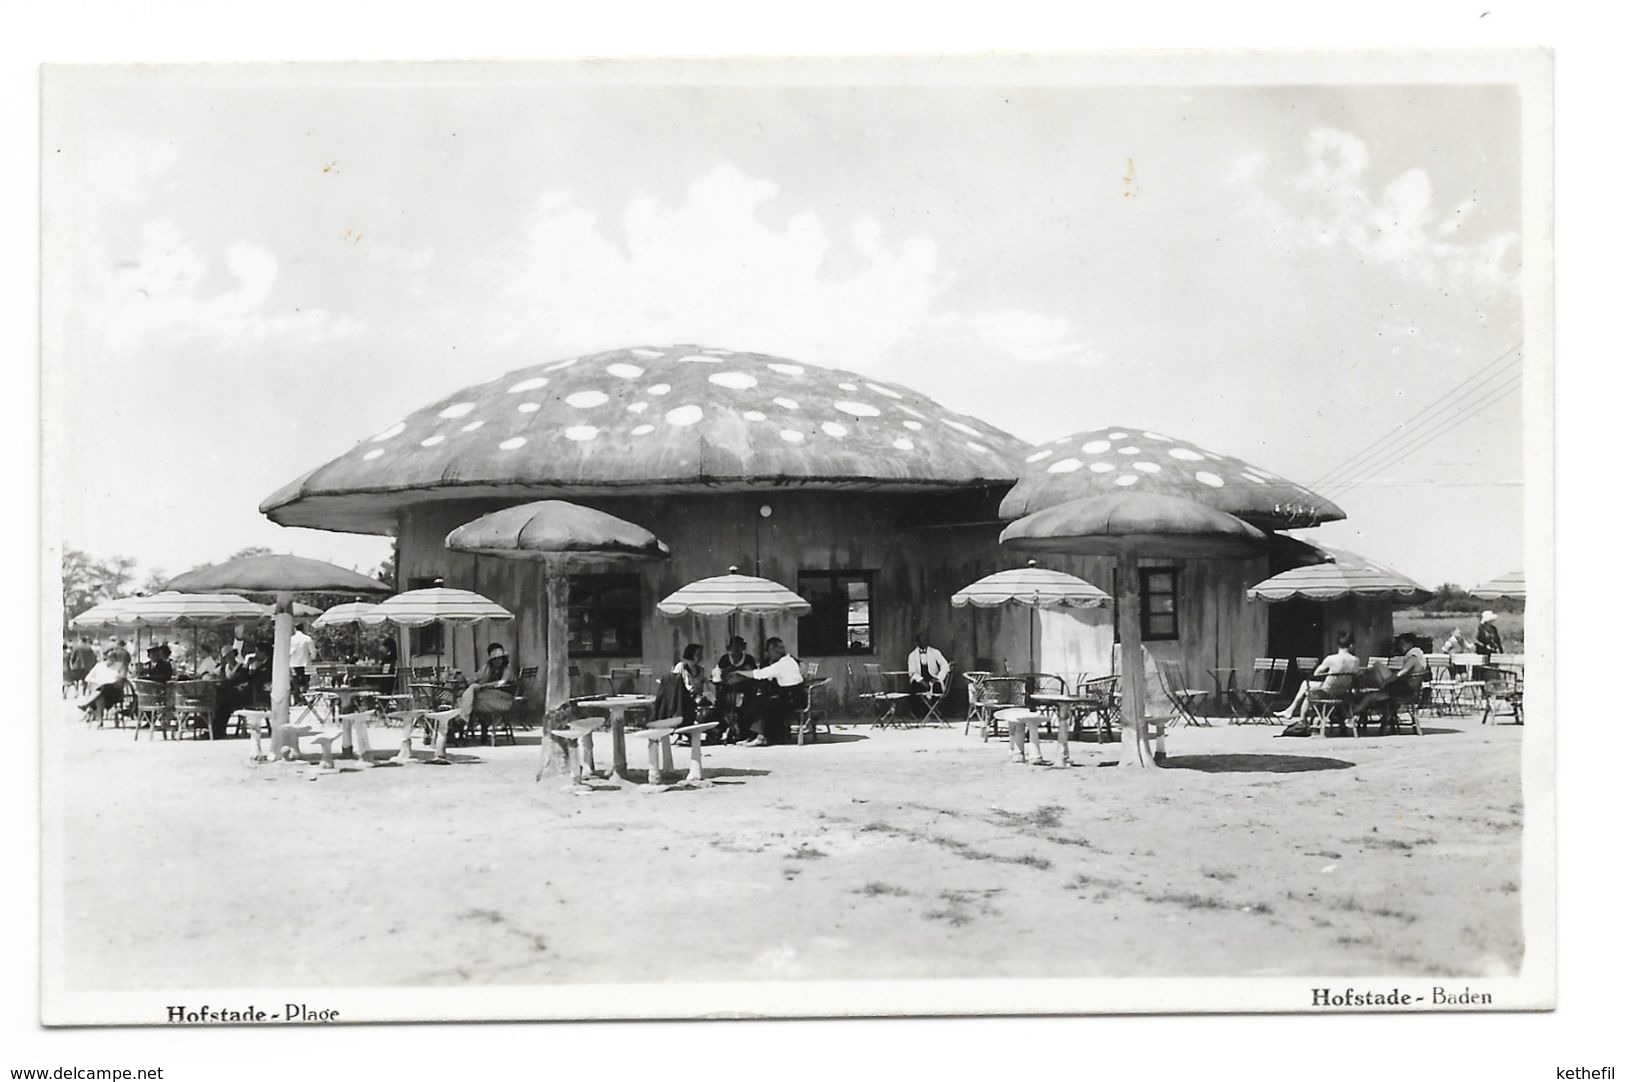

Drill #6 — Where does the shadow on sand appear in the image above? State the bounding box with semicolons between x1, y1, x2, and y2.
1156;753;1356;773
795;732;870;745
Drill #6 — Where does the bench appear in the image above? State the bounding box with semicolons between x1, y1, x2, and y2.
637;721;719;788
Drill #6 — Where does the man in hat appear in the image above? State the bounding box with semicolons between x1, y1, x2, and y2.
1475;611;1504;658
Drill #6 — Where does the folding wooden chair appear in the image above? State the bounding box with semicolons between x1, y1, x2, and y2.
1480;666;1523;726
919;666;953;727
1235;658;1286;721
859;664;911;729
1154;661;1210;727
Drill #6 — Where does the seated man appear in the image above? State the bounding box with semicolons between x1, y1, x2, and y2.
143;645;174;683
741;637;805;747
1275;633;1362;721
904;631;950;719
1350;633;1429;718
193;644;220;679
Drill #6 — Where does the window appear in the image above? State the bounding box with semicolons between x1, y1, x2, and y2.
568;573;643;658
1139;568;1180;641
798;571;875;655
406;577;443;656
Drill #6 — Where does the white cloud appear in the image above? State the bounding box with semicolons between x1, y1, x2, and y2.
1229;127;1519;293
89;218;364;354
483;164;1103;372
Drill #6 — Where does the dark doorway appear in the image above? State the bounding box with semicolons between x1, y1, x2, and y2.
1267;599;1323;660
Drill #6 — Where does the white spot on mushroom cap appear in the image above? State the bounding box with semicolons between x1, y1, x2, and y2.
1048;458;1083;473
944;419;979;436
678;354;720;363
780;429;805;443
1142;431;1172;441
1195;471;1225;487
606;363;644;379
865;382;903;400
631;424;655;436
742;410;766;421
1169;448;1205;461
835;400;881;417
508;377;548;394
838;382;858;391
774;397;799;410
648;383;672;396
1133;461;1162;473
565;425;598;441
461;420;485;432
665;404;704;427
709;371;758;390
371;422;405;442
1026;449;1054;462
1118;446;1141;455
362;449;384;461
1108;431;1129;439
566;390;609;409
420;435;445;447
1089;462;1114;473
630;348;664;359
544;358;578;372
896;405;927;419
902;420;923;431
438;402;476;419
499;437;527;450
517;402;541;413
893;437;915;451
1081;439;1111;454
767;363;804;376
822;421;848;438
1115;474;1139;486
627;402;648;414
967;442;990;454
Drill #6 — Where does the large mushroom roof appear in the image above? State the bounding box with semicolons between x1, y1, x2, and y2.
998;425;1344;531
263;345;1030;534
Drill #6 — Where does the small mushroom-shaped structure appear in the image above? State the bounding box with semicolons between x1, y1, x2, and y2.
1001;492;1266;768
1247;547;1431;603
260;345;1030;535
165;555;391;734
444;501;670;777
1469;570;1525;601
1001;425;1344;531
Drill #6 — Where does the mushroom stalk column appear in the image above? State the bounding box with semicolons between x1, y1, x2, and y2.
270;590;294;731
537;557;572;778
1116;548;1158;769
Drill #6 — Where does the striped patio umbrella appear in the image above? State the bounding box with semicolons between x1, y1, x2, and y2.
313;601;382;628
120;591;269;625
69;596;144;629
656;567;811;617
1246;548;1430;602
951;561;1111;674
369;582;513;675
1469;570;1525;601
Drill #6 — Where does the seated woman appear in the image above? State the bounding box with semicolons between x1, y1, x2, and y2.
741;638;806;747
453;643;514;742
1275;633;1362;721
1349;633;1429;718
77;651;130;723
657;643;719;743
706;636;758;743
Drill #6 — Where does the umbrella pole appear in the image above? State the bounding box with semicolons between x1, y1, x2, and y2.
1116;548;1157;769
1028;607;1036;674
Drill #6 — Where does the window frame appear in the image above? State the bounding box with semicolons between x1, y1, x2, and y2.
1138;567;1180;642
797;569;878;656
567;572;644;659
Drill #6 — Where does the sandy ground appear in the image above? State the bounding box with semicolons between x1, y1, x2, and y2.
53;703;1524;990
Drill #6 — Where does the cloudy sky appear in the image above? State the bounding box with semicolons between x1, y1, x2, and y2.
44;65;1524;589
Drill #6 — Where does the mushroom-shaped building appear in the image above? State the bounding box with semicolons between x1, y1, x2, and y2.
996;426;1367;686
262;345;1034;707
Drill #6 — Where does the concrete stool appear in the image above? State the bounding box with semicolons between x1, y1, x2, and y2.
638;721;719;789
335;710;376;763
385;708;427;764
308;732;344;770
541;719;606;789
423;707;463;762
271;724;315;762
996;708;1048;765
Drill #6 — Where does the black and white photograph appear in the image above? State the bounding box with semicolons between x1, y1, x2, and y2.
37;47;1554;1029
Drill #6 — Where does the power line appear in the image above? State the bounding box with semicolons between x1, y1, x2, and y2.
1307;342;1523;490
1321;375;1522;499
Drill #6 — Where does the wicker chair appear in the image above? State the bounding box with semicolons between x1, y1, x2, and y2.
976;675;1029;741
170;680;220;740
129;678;174;740
796;680;832;745
962;671;993;736
1078;674;1120;741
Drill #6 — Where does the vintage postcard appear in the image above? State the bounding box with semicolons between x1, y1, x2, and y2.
38;50;1553;1024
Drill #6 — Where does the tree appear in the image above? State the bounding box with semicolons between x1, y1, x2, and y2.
229;546;274;560
61;548;136;632
374;540;397;590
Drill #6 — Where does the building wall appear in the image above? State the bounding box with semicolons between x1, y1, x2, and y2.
396;492;1287;716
